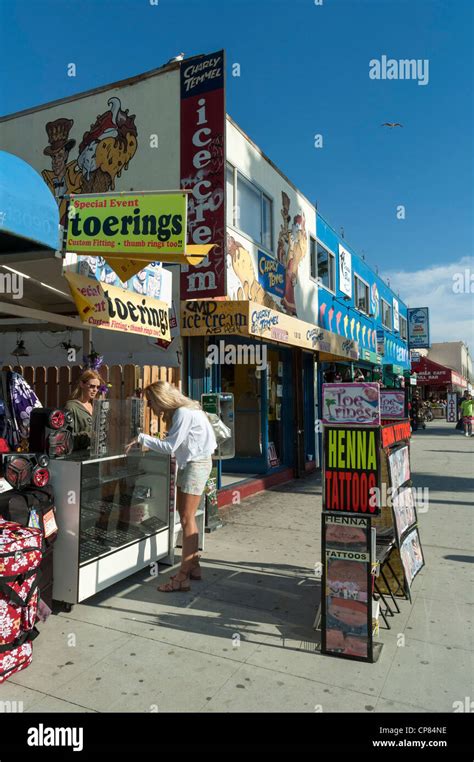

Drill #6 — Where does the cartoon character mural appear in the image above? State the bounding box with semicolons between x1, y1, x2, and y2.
281;209;307;315
42;118;82;225
228;190;307;317
41;97;138;225
227;234;279;309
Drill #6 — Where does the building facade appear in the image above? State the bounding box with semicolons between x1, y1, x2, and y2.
316;213;410;383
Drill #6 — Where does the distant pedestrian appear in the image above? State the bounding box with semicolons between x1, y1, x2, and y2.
354;370;365;383
460;392;473;437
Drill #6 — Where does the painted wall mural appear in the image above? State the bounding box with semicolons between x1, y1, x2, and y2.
226;191;310;319
41;97;138;225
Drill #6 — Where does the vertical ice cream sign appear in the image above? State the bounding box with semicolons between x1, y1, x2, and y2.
180;51;226;298
338;244;352;298
322;383;381;425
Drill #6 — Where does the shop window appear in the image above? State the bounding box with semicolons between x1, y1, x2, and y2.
262;194;273;250
226;163;235;227
382;299;392;330
400;315;408;341
230;168;273;251
310;237;317;279
317;242;335;291
354;274;369;314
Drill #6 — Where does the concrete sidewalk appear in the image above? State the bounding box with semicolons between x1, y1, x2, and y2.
2;422;473;713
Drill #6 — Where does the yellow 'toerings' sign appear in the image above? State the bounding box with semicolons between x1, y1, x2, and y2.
65;272;171;340
66;192;187;257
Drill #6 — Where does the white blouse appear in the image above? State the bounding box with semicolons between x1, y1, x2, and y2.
137;406;217;469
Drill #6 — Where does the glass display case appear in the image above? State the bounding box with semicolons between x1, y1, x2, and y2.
50;449;175;606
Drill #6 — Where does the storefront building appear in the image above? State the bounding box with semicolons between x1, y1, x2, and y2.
1;51;362;503
184;117;360;500
421;342;473;392
315;214;410;387
411;355;468;400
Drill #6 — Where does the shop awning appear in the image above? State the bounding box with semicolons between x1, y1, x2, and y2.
411;356;467;388
181;299;359;361
0;150;60;254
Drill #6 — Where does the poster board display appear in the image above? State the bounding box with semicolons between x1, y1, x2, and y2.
321;514;374;662
391;486;417;544
380;390;406;420
399;526;425;588
388;445;411;491
322;383;380;426
323;426;381;515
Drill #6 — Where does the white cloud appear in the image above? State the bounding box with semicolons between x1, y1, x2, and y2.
382;256;474;350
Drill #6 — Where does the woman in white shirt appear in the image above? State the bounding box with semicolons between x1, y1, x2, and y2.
125;381;217;592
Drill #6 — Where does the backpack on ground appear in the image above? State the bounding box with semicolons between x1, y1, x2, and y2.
0;521;43;683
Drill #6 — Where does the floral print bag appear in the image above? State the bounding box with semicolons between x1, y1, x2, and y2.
0;521;43;682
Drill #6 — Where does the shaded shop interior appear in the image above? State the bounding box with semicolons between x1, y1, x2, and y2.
182;300;359;494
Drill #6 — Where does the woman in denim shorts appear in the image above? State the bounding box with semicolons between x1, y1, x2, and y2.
126;381;216;592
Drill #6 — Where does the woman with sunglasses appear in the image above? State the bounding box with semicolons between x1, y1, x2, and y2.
65;369;104;450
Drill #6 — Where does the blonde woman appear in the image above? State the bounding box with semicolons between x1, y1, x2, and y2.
125;381;217;592
65;369;104;450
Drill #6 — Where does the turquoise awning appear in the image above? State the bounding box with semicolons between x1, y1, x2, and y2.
0;150;59;252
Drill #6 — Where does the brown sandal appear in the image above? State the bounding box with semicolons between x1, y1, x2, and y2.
157;572;191;593
170;566;202;581
171;557;202;582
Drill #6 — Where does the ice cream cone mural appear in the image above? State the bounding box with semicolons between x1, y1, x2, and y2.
328;306;335;332
362;325;367;347
343;314;349;337
336;311;342;334
320;303;327;327
350;317;355;340
356;322;361;344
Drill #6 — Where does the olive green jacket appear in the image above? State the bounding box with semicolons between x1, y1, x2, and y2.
65;399;93;451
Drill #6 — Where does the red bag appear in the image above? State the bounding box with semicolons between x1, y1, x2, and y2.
0;521;42;683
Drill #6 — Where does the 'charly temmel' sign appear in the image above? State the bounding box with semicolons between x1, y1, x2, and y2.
322;383;381;426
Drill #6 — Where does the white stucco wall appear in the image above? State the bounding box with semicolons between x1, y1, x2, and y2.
225;117;318;325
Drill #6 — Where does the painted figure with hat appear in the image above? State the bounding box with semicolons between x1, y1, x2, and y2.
41;118;82;224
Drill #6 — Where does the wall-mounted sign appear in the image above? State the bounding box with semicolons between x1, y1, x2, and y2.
408;307;430;349
380;390;406;420
393;299;400;332
257;250;285;298
65;272;170;340
370;283;379;319
338;244;352;298
446;392;458;423
66;192;187;257
322;383;381;426
180;50;226;299
181;300;359;359
323;425;381;514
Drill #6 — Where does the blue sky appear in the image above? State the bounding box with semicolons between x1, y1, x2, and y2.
1;0;473;346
